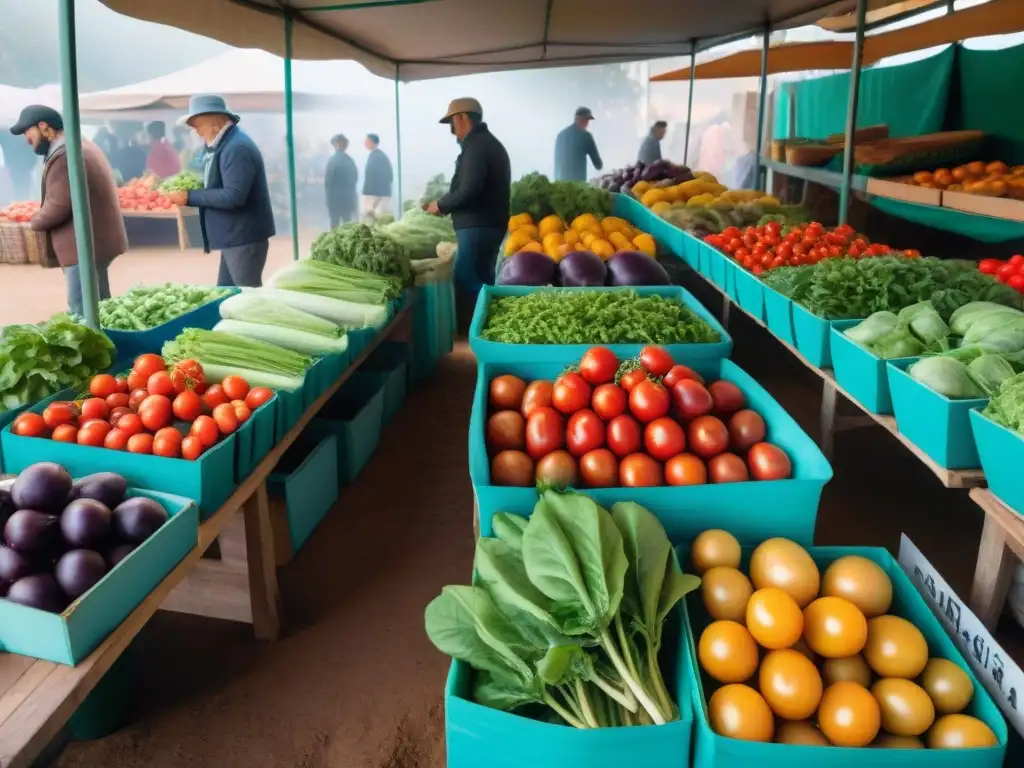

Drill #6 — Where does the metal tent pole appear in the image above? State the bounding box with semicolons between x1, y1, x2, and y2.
284;13;300;258
755;27;770;191
838;0;867;225
394;71;403;219
682;41;696;167
57;0;99;329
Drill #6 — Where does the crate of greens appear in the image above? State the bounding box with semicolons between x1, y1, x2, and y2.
470;286;730;364
971;372;1024;515
99;283;236;357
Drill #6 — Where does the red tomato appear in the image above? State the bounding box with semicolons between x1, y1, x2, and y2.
1009;274;1024;293
181;435;204;461
105;393;130;411
170;359;205;393
997;263;1017;282
147;371;176;397
190;415;220;448
591;383;627;421
535;450;578;488
89;374;120;399
552;373;592;415
80;398;109;421
52;424;79;443
232;401;252;423
747;442;792;480
172;390;204;421
116;413;144;437
212;403;240;435
203;384;229;410
579;347;619;385
644;417;686;461
629;380;670;423
127;433;154;454
578;449;618;488
708;453;750;483
672;379;714;420
133;353;166;379
606;415;642;457
978;258;1001;275
245;386;275;410
729;409;767;451
566;409;605;457
1010;255;1024;268
665;453;708;486
708;380;745;415
525;407;564;459
487;411;525;451
639;346;674;377
13;413;46;437
521;381;554;419
902;248;921;259
104;428;129;451
128;388;149;411
688;415;730;459
116;376;130;394
221;375;250;401
618;368;648;393
619;454;663;487
662;365;704;389
109;406;132;425
75;421;108;447
153;427;183;458
138;395;173;431
43;403;77;429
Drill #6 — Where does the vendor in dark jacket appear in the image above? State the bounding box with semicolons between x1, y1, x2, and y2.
167;95;275;287
425;98;510;310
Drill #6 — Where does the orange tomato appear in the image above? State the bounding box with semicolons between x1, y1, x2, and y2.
691;529;741;574
803;597;868;658
818;681;881;747
212;403;240;435
127;433;154;454
822;654;873;688
699;620;759;684
871;678;935;737
665;453;708;486
863;616;929;679
153;427;183;458
821;555;893;618
103;428;129;451
245;386;274;409
759;649;823;720
52;424;79;443
147;370;176;397
746;587;804;650
172;390;204;421
707;684;774;742
749;538;820;608
13;412;46;437
231;400;252;423
80;398;109;421
919;658;974;715
190;415;220;448
89;373;120;399
127;370;148;392
775;720;829;746
926;714;998;749
133;353;166;379
701;567;753;623
220;375;250;401
181;435;205;461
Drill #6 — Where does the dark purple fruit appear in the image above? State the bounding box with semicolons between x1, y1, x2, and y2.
6;573;66;613
4;509;60;552
60;498;112;549
54;549;107;599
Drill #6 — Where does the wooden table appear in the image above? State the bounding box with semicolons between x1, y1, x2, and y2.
696;269;986;490
121;207;198;252
0;304;413;768
968;489;1024;631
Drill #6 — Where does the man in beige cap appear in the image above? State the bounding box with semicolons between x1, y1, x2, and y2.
425;98;510;327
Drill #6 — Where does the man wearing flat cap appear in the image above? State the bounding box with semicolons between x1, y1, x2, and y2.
555;107;603;182
10;105;127;316
167;94;274;287
425;98;510;325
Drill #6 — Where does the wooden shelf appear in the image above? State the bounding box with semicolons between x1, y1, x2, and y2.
761;158;869;193
969;489;1024;630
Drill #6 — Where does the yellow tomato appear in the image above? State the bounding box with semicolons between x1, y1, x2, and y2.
746;588;804;650
919;658;974;715
707;684;774;742
871;678;935;737
691;529;741;574
775;720;830;746
802;596;868;658
863;615;928;679
926;714;998;749
759;649;823;720
822;654;872;688
701;567;753;623
817;681;881;747
749;538;820;608
821;556;893;618
873;734;924;749
699;620;759;684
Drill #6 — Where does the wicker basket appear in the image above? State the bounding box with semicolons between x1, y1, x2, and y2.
785;143;844;167
854;130;984;168
0;223;46;266
826;124;890;145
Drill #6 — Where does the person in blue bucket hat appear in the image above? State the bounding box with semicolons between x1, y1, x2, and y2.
166;94;274;287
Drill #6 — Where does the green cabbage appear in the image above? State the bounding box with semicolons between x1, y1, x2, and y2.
908;357;985;399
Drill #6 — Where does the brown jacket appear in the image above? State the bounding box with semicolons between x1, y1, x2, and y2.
30;138;128;269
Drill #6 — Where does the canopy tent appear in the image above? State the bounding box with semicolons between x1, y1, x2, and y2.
817;0;945;31
78;48;383;119
650;0;1024;81
97;0;907;82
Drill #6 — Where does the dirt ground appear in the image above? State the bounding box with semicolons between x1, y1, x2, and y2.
2;247;1020;766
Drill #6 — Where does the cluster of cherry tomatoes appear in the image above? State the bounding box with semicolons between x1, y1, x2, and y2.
704;222;919;275
485;345;792;489
0;201;40;224
10;353;274;461
977;254;1024;293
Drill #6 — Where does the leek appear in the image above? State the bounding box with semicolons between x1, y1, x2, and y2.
163;329;311;391
196;363;305;392
213;319;349;356
220;293;342;337
244;287;388;329
266;259;401;303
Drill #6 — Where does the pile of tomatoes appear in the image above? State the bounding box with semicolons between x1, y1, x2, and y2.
704;222;919;275
0;201;40;223
118;176;174;212
692;529;996;750
485;345;792;489
977;254;1024;293
10;353;274;461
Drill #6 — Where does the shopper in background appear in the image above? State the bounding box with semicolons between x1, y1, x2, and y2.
166;95;275;288
110;126;147;183
554;106;602;182
324;133;358;228
361;132;393;222
425;98;510;329
638;120;668;165
145;121;181;179
10;105;127;316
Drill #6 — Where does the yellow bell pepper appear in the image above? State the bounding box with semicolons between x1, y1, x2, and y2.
538;214;565;237
591;239;615;260
507;212;532;232
632;233;657;257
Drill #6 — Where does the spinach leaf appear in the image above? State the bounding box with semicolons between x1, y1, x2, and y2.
491;512;529;551
610;502;671;639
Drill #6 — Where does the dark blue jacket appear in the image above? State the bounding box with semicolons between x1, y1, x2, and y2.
187;125;275;252
362;148;393;197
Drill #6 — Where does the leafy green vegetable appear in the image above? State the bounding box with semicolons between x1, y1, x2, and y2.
99;284;232;331
380;210;456;260
266;259;400;303
163;328;311;391
983;372;1024;433
908;357;985;399
844;311;898;346
482;290;720;345
0;314;115;415
310;223;412;285
158;171;203;193
510;173;612;223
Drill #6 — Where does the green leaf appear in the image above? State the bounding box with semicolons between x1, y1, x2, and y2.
610;502;671;639
475;536;560;632
491;512;529;551
473;671;541;711
656;549;701;630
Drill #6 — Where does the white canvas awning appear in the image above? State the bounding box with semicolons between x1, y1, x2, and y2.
97;0;895;82
0;84;62;126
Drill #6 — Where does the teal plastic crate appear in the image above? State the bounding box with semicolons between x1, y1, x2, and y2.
469;285;733;365
412;280;456;382
362;342;409;426
763;287;795;345
792;303;852;369
234;395;279;481
684;545;1007;768
0;485;197;665
679;231;702;270
887;359;985;470
101;289;238;358
68;644;135;739
274;387;306;442
970;409;1024;515
829;321;919;416
734;266;766;322
705;246;726;289
697;242;715;279
1;392;237;519
470;358;833;546
305;373;385;484
716;256;738;303
445;608;693;768
268;433;339;553
317;348;352;391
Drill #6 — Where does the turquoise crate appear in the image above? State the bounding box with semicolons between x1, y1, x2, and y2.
684;545;1007;768
829;321;919;416
734;266;766;322
679;230;702;269
0;485;197;665
445;609;693;768
69;645;135;739
697;242;715;279
887;359;985;469
411;280;456;382
705;245;725;289
970;410;1024;515
305;373;385;484
274;384;308;442
469;285;733;365
792;303;850;368
317;348;352;391
234;395;279;481
102;289;238;357
763;287;795;345
362;342;409;425
470;358;832;546
268;433;339;553
1;392;237;519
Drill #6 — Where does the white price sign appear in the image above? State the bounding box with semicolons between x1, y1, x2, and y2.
898;533;1024;738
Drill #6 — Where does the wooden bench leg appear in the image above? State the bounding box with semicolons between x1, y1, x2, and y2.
243;482;282;640
970;512;1017;631
819;380;838;461
176;209;188;251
